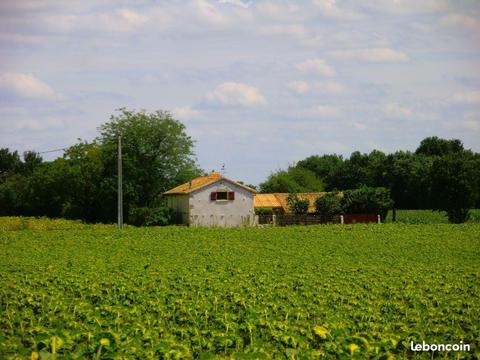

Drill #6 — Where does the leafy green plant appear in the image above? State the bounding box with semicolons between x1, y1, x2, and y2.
128;206;174;226
255;207;274;215
341;186;393;220
286;194;309;215
315;193;342;222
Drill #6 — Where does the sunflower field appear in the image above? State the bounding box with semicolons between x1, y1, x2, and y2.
1;219;479;359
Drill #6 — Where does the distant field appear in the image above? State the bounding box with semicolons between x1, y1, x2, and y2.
1;209;478;232
1;219;479;358
385;209;480;224
0;216;117;231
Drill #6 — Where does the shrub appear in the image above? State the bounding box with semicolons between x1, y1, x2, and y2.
287;194;309;214
341;187;393;221
255;207;274;215
128;206;174;226
315;193;342;222
444;208;470;224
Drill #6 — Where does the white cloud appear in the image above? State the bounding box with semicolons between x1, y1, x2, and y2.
287;81;310;95
367;141;381;150
9;8;149;35
322;141;348;153
191;0;229;26
383;102;413;119
463;119;480;131
206;82;267;107
361;0;449;15
173;106;200;119
313;0;362;19
255;2;307;22
304;105;341;117
143;0;252;35
440;14;480;32
259;24;308;38
218;0;251;9
0;73;57;100
462;112;480;131
451;90;480;104
87;8;149;32
330;48;409;62
15;117;64;132
287;80;344;95
296;58;336;77
353;121;366;130
114;9;148;29
314;81;345;94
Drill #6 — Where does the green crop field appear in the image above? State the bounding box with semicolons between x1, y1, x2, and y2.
385;210;480;224
1;219;479;359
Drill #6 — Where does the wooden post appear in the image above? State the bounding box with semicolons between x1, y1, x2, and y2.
117;135;123;229
392;208;397;223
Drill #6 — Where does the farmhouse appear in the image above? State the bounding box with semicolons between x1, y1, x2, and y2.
164;171;257;227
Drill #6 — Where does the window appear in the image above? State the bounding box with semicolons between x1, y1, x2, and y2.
216;191;228;200
210;191;235;201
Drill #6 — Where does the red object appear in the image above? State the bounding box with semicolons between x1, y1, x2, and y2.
228;191;235;200
343;214;378;224
210;192;217;201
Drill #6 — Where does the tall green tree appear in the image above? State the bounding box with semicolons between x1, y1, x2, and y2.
382;151;433;209
22;159;72;218
327;152;370;190
0;148;22;177
415;136;464;157
97;108;203;219
259;167;324;193
430;155;479;223
21;151;43;175
297;154;343;181
60;142;109;222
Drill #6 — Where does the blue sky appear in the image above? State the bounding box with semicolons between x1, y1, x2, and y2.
1;0;479;185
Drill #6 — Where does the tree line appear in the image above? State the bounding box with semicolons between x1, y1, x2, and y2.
1;108;479;224
260;137;480;222
0;109;202;224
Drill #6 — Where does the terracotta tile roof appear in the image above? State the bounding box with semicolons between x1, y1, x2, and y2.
254;194;282;208
254;192;328;213
164;171;256;195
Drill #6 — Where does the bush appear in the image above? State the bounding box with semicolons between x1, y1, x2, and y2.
128;206;174;226
255;207;274;215
315;193;342;222
287;194;309;214
341;187;393;221
445;208;470;224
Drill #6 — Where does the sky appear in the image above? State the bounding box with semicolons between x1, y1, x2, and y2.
0;0;479;185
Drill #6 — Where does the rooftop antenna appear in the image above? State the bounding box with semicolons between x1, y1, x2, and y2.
220;163;226;176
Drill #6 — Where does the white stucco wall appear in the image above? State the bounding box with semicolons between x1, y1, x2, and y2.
166;194;190;225
189;180;255;227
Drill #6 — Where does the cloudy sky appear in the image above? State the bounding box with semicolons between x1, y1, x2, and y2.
1;0;479;185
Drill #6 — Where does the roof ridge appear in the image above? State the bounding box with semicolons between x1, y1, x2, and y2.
164;171;256;195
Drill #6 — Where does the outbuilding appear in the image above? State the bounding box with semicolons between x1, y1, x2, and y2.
164;171;257;227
